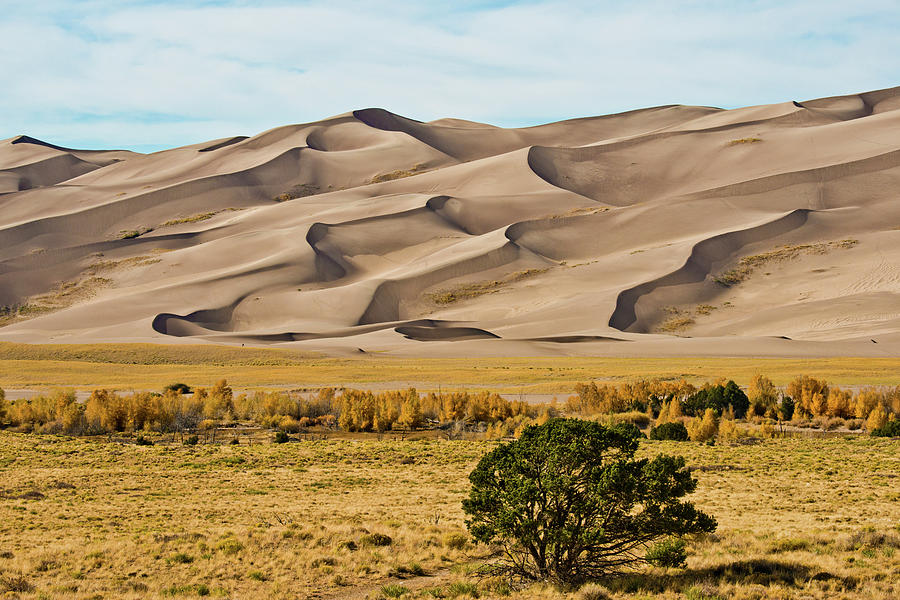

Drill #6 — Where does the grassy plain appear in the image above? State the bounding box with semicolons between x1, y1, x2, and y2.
1;343;899;393
0;432;897;599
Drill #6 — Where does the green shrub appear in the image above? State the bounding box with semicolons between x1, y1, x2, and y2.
645;537;687;568
169;552;193;564
447;581;479;598
184;435;199;446
273;430;290;443
463;418;715;584
217;538;244;555
361;533;393;547
164;383;192;394
871;420;900;437
381;583;408;597
650;422;689;441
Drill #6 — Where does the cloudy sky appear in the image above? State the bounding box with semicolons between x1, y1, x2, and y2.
3;0;898;152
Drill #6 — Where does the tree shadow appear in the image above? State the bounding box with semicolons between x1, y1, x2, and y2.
606;559;858;594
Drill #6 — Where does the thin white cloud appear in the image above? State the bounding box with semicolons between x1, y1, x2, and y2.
1;0;897;150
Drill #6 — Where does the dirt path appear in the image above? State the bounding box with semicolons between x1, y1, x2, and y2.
317;566;457;600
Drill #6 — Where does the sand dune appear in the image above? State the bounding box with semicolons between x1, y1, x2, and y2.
1;88;899;356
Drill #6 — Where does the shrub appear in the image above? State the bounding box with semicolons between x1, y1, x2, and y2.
135;435;153;446
278;416;302;433
645;537;687;568
603;412;651;428
381;583;408;597
463;419;716;584
361;533;393;547
0;574;33;593
684;381;749;418
217;538;244;555
866;405;889;432
443;532;468;550
871;419;900;437
164;383;192;394
687;409;718;442
184;435;199;446
273;430;290;443
170;552;193;564
446;581;479;598
578;583;611;600
650;422;689;441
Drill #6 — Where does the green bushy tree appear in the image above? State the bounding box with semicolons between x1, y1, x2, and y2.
462;419;716;585
649;422;689;441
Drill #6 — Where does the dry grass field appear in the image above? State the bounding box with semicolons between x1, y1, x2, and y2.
0;431;897;599
2;343;899;393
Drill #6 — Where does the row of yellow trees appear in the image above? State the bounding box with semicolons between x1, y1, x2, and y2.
0;381;537;435
1;374;897;436
569;375;899;426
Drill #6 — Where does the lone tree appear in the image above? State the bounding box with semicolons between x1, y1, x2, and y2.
463;418;716;585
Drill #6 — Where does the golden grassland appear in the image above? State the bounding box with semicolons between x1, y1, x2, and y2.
1;343;900;393
0;432;897;599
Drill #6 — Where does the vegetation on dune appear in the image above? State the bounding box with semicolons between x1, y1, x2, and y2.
726;137;763;146
160;212;217;227
0;253;167;328
119;226;154;239
713;238;859;287
464;419;715;584
428;269;550;305
656;307;695;333
273;183;320;201
0;277;112;327
370;163;428;184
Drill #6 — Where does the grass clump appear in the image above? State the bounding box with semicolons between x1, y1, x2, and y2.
161;212;217;227
727;137;762;146
446;581;479;597
360;533;393;547
119;227;153;239
443;532;468;550
380;583;409;597
169;552;194;564
0;574;33;593
273;183;319;201
216;537;244;556
656;306;695;333
578;582;611;600
371;164;427;184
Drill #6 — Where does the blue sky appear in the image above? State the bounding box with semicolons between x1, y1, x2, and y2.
2;0;898;152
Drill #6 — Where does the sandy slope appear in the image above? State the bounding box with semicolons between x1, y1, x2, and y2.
1;88;899;357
